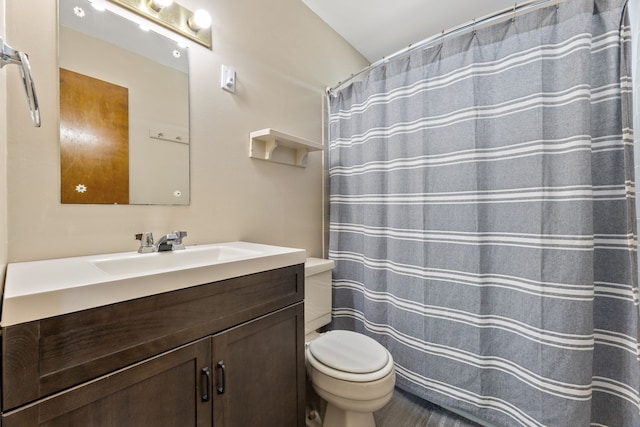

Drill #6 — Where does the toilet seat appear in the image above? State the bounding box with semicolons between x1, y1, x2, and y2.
307;330;394;383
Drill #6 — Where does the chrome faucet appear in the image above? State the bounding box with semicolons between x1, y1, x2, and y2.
156;231;188;252
135;231;187;253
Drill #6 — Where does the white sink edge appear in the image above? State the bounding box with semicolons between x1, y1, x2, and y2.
1;241;306;327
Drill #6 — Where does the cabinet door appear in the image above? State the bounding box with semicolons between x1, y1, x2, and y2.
2;338;211;427
212;303;305;427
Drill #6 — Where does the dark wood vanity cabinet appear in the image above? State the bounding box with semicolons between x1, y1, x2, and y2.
1;264;306;427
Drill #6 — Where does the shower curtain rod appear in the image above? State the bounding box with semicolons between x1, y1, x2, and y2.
327;0;557;95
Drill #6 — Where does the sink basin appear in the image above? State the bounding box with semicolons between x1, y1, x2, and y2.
92;245;261;276
2;241;306;327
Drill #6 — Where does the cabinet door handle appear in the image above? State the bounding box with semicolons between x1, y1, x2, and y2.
216;361;226;395
201;367;211;402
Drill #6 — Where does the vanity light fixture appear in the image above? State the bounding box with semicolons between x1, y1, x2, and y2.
107;0;212;48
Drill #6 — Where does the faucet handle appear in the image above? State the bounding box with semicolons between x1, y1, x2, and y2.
135;232;156;253
172;230;187;250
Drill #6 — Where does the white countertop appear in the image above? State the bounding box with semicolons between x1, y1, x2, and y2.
1;241;306;326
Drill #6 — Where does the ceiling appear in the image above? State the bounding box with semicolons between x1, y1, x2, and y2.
301;0;529;63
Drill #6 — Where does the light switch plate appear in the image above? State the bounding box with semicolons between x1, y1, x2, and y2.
221;64;236;93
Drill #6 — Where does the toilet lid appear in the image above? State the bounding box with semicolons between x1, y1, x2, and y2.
308;330;389;374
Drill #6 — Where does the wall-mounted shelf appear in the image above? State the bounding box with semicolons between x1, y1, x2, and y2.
249;128;323;167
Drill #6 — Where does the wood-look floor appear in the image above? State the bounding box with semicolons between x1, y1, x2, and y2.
373;389;485;427
306;380;486;427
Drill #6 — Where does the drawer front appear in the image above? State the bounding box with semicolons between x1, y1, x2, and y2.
2;264;303;411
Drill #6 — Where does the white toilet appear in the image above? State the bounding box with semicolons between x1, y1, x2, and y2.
305;258;395;427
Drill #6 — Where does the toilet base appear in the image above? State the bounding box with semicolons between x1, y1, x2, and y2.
323;404;375;427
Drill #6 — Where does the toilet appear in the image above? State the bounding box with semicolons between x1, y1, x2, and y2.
305;258;395;427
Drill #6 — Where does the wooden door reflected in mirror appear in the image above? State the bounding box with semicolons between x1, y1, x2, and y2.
60;69;130;204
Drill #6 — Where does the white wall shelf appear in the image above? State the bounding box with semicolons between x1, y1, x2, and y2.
249;128;323;167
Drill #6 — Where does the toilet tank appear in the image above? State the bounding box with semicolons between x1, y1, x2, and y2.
305;258;335;336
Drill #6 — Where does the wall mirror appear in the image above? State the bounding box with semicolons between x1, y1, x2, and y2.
58;0;190;205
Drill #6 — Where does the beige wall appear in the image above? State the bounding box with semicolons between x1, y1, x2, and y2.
5;0;366;262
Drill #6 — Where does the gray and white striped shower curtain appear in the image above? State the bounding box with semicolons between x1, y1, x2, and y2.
328;0;637;425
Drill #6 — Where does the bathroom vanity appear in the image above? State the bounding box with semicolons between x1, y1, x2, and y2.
0;242;306;426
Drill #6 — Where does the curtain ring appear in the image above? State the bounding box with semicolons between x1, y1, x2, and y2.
440;30;445;47
472;19;477;36
512;3;517;22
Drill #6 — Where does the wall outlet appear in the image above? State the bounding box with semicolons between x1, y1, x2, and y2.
221;64;236;93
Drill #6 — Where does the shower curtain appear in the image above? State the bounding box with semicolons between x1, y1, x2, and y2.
328;0;637;426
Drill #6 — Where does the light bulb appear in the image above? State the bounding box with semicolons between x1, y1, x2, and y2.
149;0;173;12
187;9;211;32
73;6;86;18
